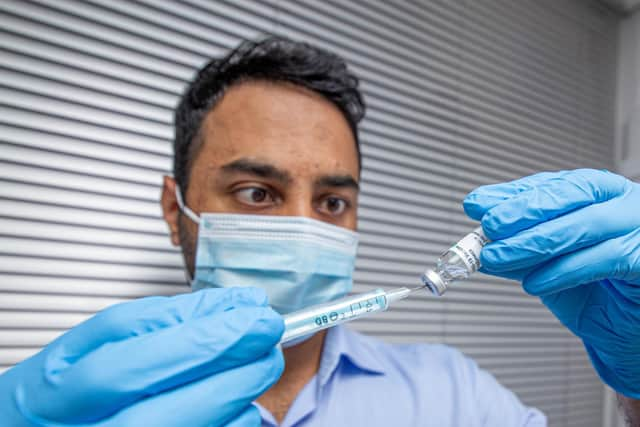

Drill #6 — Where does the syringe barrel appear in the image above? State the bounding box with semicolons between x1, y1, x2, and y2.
280;288;389;344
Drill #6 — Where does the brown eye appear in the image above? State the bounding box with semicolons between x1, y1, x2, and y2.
319;196;349;216
235;187;275;206
250;188;267;202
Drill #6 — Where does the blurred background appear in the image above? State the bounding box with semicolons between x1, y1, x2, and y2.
0;1;639;426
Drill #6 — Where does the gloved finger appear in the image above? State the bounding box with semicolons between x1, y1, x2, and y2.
480;189;640;272
28;304;283;423
463;171;562;220
522;228;640;297
102;347;283;427
48;287;269;370
478;265;533;282
481;169;628;240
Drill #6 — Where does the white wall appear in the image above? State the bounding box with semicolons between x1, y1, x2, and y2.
603;385;629;427
615;8;640;180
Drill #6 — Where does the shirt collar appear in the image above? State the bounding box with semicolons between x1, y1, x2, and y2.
317;325;386;387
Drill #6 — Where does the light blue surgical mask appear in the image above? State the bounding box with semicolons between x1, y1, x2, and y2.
175;187;358;315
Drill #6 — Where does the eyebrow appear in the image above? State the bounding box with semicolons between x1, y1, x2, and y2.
316;174;360;191
220;159;291;184
219;158;359;191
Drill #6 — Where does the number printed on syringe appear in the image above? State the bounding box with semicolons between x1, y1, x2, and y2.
280;287;413;344
314;296;383;328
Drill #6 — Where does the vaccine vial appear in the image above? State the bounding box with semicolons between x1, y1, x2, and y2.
421;226;489;296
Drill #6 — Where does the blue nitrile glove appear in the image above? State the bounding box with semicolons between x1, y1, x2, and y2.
464;169;640;399
0;287;284;426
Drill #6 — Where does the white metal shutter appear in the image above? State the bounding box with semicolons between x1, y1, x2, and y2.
0;1;619;425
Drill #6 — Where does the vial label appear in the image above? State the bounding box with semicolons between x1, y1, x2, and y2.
448;227;489;273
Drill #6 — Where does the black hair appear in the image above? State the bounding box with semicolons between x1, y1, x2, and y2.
173;35;366;195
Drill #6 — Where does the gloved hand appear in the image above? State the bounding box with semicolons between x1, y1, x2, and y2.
464;169;640;399
0;287;284;426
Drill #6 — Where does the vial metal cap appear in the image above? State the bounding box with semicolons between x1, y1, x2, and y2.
421;269;447;296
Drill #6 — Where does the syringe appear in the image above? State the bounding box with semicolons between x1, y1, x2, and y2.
280;286;422;344
279;225;490;344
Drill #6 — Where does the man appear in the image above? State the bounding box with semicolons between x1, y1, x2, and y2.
1;37;638;426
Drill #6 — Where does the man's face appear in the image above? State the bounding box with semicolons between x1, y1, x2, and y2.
162;81;360;273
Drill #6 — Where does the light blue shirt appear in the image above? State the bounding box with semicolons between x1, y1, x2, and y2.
256;325;546;426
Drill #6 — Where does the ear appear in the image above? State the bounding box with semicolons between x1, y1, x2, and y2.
161;175;181;246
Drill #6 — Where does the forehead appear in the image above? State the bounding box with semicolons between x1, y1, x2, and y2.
191;81;359;179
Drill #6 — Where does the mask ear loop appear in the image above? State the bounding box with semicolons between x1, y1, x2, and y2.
175;185;201;224
174;184;200;285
